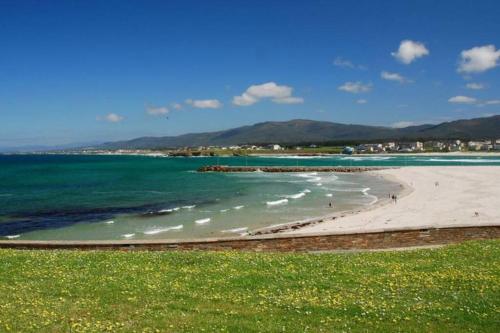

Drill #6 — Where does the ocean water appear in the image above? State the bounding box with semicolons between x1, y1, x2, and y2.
0;154;499;240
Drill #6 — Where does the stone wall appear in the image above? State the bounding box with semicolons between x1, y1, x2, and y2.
0;225;498;252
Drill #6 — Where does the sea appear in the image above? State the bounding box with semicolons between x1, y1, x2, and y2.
1;154;499;240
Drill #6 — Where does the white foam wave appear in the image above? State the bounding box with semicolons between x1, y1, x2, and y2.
220;209;229;213
222;227;248;234
122;233;136;238
326;193;333;197
182;205;196;209
195;218;211;224
426;158;500;163
267;199;288;206
316;183;323;186
5;235;20;239
361;187;371;195
104;220;114;224
143;225;183;235
285;192;306;199
233;205;245;210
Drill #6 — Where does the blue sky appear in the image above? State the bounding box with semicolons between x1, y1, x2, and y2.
1;0;499;147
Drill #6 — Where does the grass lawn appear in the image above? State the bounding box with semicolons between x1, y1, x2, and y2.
0;240;498;332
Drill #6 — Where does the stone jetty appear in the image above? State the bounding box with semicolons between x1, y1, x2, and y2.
197;165;387;173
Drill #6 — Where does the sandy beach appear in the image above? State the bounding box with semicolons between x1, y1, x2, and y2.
288;166;500;235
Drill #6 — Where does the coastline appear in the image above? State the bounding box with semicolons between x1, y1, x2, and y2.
269;166;500;235
250;169;413;235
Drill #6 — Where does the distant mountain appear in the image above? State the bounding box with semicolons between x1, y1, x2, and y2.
97;115;500;149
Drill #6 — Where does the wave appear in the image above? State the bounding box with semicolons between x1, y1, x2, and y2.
0;193;13;197
220;209;229;213
195;218;211;224
221;227;248;234
233;205;245;210
104;220;115;224
425;158;500;163
143;225;183;235
326;193;333;197
5;235;20;239
266;199;288;206
341;156;392;161
302;189;311;193
306;177;322;182
316;183;323;186
284;192;306;199
360;187;378;205
122;233;135;238
181;205;196;209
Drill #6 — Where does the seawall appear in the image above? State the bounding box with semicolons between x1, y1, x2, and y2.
0;225;498;252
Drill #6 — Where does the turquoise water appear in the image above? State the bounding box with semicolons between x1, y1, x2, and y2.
0;154;499;240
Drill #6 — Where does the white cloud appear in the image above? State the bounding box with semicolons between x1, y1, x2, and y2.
448;96;477;104
185;99;222;109
391;121;415;128
171;103;183;110
97;113;123;123
458;45;500;73
466;82;484;90
356;99;367;104
333;57;365;69
272;96;304;104
146;106;169;116
380;71;411;83
233;82;303;106
338;81;372;94
477;100;500;107
391;40;429;64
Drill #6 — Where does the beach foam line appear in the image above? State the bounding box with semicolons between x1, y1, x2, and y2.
316;183;323;186
302;189;311;193
195;218;211;224
143;225;183;235
122;233;136;238
220;209;229;213
267;199;288;206
233;205;245;210
326;193;333;197
181;205;196;209
104;220;115;224
5;235;20;239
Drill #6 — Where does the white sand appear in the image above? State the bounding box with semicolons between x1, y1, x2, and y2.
290;166;500;234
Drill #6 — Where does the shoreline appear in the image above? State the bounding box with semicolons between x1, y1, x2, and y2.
273;166;500;235
250;170;413;235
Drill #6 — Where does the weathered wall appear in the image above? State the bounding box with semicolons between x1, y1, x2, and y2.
0;225;498;252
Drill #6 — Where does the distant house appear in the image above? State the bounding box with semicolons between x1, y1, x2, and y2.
493;140;500;150
398;141;423;152
468;141;491;151
268;144;283;151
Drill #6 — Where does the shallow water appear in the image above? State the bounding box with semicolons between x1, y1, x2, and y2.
0;154;497;240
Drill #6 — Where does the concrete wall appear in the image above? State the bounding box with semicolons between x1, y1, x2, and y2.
0;225;498;252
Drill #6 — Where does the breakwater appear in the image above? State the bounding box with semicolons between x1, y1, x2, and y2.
197;165;387;173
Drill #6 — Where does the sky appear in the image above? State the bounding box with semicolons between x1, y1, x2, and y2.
1;0;499;147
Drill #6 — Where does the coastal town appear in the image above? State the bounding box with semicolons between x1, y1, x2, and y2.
65;138;500;157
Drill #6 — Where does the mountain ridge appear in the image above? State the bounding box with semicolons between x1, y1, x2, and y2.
98;115;500;149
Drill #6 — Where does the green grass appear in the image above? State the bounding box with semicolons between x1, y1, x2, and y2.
0;240;499;332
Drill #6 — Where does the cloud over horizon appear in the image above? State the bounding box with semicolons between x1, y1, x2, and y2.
233;82;304;106
186;99;223;109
